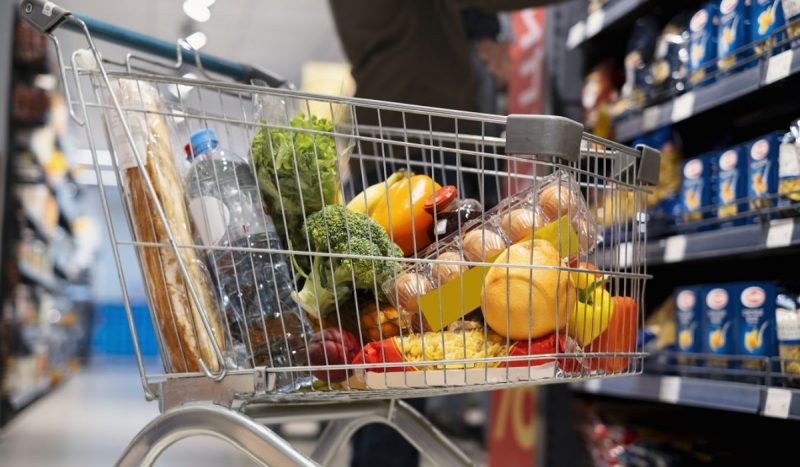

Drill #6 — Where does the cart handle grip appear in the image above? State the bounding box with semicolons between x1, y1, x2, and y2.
20;0;289;87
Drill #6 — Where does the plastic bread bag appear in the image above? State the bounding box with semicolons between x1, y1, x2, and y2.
75;49;227;374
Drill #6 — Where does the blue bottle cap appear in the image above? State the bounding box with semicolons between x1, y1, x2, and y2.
189;129;218;160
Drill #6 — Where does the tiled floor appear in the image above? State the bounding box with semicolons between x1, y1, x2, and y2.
0;360;485;466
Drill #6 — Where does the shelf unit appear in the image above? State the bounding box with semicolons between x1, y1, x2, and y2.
566;0;647;49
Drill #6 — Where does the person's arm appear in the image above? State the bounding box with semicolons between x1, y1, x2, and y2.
456;0;569;13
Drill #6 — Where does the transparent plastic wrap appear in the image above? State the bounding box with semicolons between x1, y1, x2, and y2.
103;77;226;373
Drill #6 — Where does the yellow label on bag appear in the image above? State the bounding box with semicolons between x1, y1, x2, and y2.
418;216;578;332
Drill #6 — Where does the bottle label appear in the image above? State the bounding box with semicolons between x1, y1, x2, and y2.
190;196;230;245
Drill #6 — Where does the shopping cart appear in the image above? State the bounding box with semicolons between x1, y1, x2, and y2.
20;1;660;465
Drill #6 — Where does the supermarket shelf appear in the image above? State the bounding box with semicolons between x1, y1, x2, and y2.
572;374;800;420
21;207;53;242
643;218;800;266
18;261;58;292
8;378;51;411
614;48;800;142
566;0;646;49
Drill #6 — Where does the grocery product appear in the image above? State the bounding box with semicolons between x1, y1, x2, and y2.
746;132;782;213
184;129;311;370
702;285;736;367
680;155;715;226
778;124;800;212
751;0;786;54
582;59;622;135
647;13;690;103
360;303;402;342
585;296;638;373
423;185;483;242
717;0;750;72
346;170;407;215
104;78;225;374
714;145;748;227
734;282;777;368
776;291;800;376
392;272;434;331
251;113;344;254
536;171;597;254
675;287;703;353
569;284;614;347
370;173;442;255
461;228;507;262
497;207;545;244
618;16;659;116
429;250;469;287
784;0;800;43
292;205;402;319
308;327;361;382
650;127;682;207
689;3;720;85
481;239;571;340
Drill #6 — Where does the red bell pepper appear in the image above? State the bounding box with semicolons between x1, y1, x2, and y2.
585;296;638;373
505;333;583;373
350;338;407;373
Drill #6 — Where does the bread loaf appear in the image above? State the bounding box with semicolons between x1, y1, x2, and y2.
108;78;225;373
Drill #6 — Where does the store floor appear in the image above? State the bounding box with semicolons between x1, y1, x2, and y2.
0;359;350;467
0;359;484;466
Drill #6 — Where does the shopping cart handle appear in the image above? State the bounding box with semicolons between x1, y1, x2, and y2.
19;0;290;87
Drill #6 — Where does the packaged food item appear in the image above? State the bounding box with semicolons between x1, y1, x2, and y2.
360;303;403;343
689;3;720;85
582;59;622;134
781;0;800;43
675;287;703;354
717;0;750;72
751;0;786;55
103;78;226;373
714;145;748;227
423;185;483;243
746;132;782;214
702;285;736;367
535;171;597;254
776;291;800;376
496;206;545;244
647;13;690;103
778;123;800;213
392;271;435;332
680;155;715;226
461;228;507;263
429;250;469;287
734;282;777;369
618;17;660;115
650;128;683;207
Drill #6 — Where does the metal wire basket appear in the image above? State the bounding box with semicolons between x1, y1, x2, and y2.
21;1;660;465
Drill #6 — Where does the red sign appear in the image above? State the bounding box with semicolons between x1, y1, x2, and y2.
487;387;538;467
505;8;547;196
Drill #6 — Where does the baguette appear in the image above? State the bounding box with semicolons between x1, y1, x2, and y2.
109;78;225;373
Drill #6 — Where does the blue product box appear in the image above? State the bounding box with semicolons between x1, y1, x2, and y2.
680;155;715;229
746;132;782;215
676;287;703;354
714;145;749;227
718;0;751;72
751;0;786;48
689;3;720;85
733;282;777;363
702;285;737;367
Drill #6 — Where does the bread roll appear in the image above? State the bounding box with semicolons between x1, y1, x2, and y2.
108;78;225;373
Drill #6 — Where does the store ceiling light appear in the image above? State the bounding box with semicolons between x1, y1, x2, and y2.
185;31;207;49
183;0;211;23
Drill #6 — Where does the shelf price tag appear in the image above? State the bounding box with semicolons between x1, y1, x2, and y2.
618;241;633;268
584;378;602;393
659;376;681;404
670;92;695;123
766;219;794;249
585;10;605;37
641;106;661;132
567;21;585;49
663;235;687;263
763;388;792;419
765;50;794;85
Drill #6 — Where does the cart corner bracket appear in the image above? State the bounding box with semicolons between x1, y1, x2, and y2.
505;114;584;163
19;0;71;34
636;144;661;186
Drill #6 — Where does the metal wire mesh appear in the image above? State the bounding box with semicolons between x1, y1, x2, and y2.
61;41;654;400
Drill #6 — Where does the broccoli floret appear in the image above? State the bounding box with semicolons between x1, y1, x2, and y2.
292;205;402;318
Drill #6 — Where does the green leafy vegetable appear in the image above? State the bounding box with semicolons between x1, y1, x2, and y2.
292;205;402;318
252;113;342;253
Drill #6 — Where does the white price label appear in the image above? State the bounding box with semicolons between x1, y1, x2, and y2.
642;106;661;132
659;376;681;404
567;21;585;49
766;219;795;248
584;378;602;393
671;92;696;123
763;388;793;418
765;50;794;85
618;242;633;268
783;0;800;19
585;11;606;37
42;1;54;16
663;235;687;263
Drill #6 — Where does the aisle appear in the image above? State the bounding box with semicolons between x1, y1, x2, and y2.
0;360;346;467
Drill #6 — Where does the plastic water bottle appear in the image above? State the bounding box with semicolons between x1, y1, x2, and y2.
184;129;311;379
